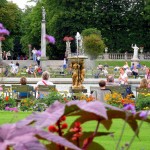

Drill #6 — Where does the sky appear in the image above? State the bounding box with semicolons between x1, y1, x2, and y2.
7;0;36;9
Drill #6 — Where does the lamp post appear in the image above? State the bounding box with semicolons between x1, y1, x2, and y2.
28;44;32;59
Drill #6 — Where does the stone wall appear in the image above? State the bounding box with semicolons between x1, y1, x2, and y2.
1;60;64;70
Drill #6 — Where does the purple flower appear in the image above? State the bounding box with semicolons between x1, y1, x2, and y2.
0;23;4;29
12;107;18;112
0;29;10;35
45;34;55;44
123;104;136;114
139;111;148;119
5;106;10;110
36;50;41;56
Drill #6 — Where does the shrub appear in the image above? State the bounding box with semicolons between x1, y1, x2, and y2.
136;93;150;110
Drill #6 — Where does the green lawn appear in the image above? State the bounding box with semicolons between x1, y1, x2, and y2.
0;111;150;149
96;60;150;68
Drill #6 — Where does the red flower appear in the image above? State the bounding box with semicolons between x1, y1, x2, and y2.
61;123;68;129
5;96;9;101
63;36;74;41
48;125;58;132
70;122;82;141
60;116;66;122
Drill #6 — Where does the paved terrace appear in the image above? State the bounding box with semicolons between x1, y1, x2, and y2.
0;77;141;84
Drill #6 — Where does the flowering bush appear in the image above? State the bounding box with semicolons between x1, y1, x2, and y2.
0;95;16;110
20;98;35;111
72;93;95;102
105;92;135;108
136;93;150;110
0;101;149;150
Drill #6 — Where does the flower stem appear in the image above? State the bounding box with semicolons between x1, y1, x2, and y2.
126;110;149;150
82;120;100;150
115;116;127;150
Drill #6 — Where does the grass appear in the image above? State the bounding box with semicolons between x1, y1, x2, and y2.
95;60;150;68
0;111;150;149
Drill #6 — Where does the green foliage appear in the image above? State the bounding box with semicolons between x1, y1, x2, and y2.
42;91;64;106
136;93;150;110
82;28;101;37
82;28;105;59
0;95;16;110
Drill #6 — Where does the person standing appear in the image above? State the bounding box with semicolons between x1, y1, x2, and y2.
2;51;7;60
36;55;41;66
32;47;37;62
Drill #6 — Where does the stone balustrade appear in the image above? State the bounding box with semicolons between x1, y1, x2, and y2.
98;53;150;60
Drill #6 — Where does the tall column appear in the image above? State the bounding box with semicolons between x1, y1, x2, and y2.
0;41;2;60
41;6;47;59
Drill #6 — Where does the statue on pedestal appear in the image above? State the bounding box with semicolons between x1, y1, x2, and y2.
132;44;139;59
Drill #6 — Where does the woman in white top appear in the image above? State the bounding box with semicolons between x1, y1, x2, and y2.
35;71;54;90
118;68;128;85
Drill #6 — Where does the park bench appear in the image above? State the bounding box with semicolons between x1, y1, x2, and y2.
37;85;56;99
12;85;34;106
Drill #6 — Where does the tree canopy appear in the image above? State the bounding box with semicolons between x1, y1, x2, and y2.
0;0;149;59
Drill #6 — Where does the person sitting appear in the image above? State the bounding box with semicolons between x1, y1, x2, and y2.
145;67;150;80
118;68;128;85
106;75;119;86
26;65;36;77
123;62;129;70
130;63;135;71
139;78;148;88
35;71;54;98
37;66;43;76
19;77;31;98
137;63;142;69
125;67;132;76
114;66;120;71
132;66;138;79
97;63;103;71
92;80;111;103
102;68;108;76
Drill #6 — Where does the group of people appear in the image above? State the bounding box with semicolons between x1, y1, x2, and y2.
19;71;53;98
2;51;11;60
26;64;43;78
91;66;150;102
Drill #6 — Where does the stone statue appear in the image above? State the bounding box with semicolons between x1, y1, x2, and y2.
132;44;139;59
42;6;46;21
66;41;71;49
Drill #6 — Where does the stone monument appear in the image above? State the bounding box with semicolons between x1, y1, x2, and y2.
41;6;47;60
131;44;140;67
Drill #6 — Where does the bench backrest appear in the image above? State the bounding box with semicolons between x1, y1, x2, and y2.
12;85;33;98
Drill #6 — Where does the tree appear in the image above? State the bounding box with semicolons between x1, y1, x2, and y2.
0;2;22;55
82;28;105;59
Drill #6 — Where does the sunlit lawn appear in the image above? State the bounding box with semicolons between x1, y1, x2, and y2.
0;111;150;149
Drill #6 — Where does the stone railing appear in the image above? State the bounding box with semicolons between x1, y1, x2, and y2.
100;53;150;60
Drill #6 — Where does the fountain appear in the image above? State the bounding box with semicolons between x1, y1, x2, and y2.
68;32;88;93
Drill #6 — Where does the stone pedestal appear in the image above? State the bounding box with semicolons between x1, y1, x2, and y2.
103;53;109;59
